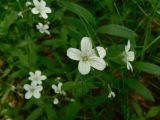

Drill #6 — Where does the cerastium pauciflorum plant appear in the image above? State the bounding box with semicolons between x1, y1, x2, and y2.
0;0;160;120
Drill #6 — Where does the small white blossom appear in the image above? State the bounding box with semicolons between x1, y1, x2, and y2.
26;1;33;7
67;37;106;75
52;82;66;95
24;83;43;99
70;98;75;102
18;11;23;18
53;97;59;104
31;0;51;19
108;91;115;98
124;40;135;71
29;70;47;85
11;85;16;91
36;22;50;34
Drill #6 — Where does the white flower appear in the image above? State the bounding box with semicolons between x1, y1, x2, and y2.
26;1;33;7
29;70;47;85
24;83;43;99
18;11;23;18
53;97;59;104
52;82;66;95
67;37;106;75
31;0;51;19
70;98;75;102
108;91;115;98
124;40;135;71
36;22;50;34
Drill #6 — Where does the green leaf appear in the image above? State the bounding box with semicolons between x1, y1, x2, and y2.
132;101;143;117
61;1;96;25
125;79;154;101
26;108;43;120
44;104;58;120
97;24;137;38
0;11;18;36
64;102;80;120
133;62;160;75
146;106;160;118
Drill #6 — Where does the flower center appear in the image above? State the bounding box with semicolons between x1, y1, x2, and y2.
30;88;35;93
82;56;88;61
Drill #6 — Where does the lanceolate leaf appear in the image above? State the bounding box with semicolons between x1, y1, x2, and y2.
61;1;96;25
133;62;160;75
125;79;154;101
146;106;160;118
97;24;137;39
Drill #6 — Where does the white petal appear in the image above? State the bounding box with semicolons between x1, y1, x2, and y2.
31;82;36;86
127;61;133;71
89;57;106;70
44;24;49;29
29;72;34;77
33;91;41;98
52;85;58;93
45;7;52;13
78;61;90;75
58;82;62;90
67;48;81;61
40;75;47;80
24;84;30;91
36;86;43;91
31;8;39;14
81;37;92;52
35;70;41;76
96;46;106;58
127;51;135;61
45;30;50;35
33;0;39;6
40;0;46;6
25;92;32;99
53;98;59;104
41;12;48;19
125;40;131;52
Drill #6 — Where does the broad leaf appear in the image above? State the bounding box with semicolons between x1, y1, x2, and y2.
125;79;154;101
97;24;137;38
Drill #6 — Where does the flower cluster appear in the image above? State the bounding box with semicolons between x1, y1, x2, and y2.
24;70;47;99
52;82;66;104
67;37;135;75
26;0;51;34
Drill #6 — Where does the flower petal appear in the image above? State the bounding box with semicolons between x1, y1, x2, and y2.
41;12;48;19
24;84;30;91
53;98;59;104
45;7;52;13
40;0;46;6
52;85;58;93
127;51;135;61
25;92;32;99
67;48;81;61
36;86;43;91
78;61;90;75
33;91;41;98
40;75;47;80
31;8;39;14
127;61;133;71
81;37;92;52
35;70;41;76
33;0;39;6
58;82;62;91
96;46;106;58
125;40;131;52
90;57;106;70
